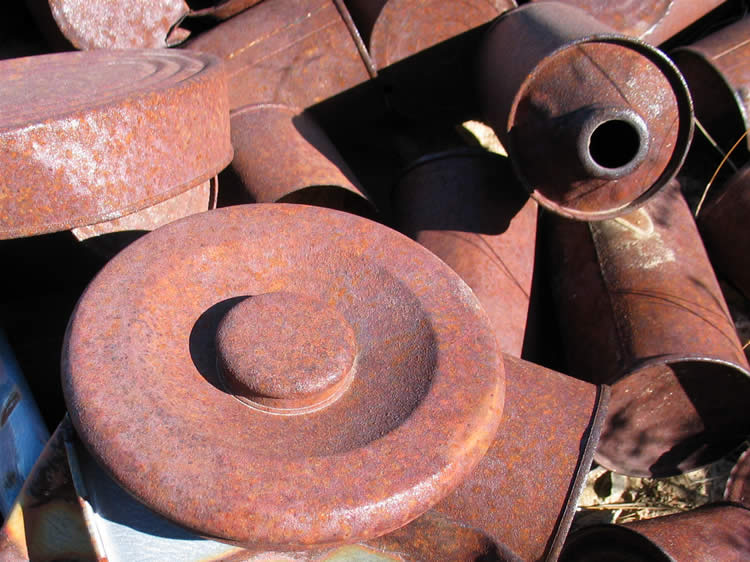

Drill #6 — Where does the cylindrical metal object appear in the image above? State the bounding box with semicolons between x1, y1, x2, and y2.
672;17;750;155
0;329;49;519
478;2;693;220
226;104;376;217
62;204;504;549
433;355;609;561
726;448;750;508
353;0;515;123
547;182;750;477
528;0;725;46
353;0;516;68
185;0;371;111
0;50;232;240
698;163;750;301
560;503;750;561
394;149;537;357
24;0;264;49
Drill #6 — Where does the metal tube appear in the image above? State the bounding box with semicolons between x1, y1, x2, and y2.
184;0;372;111
672;17;750;154
226;104;376;217
698;163;750;301
433;355;609;561
394;148;537;357
560;503;750;561
478;2;693;220
547;181;750;477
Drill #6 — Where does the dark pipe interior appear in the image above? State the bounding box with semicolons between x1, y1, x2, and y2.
589;119;642;170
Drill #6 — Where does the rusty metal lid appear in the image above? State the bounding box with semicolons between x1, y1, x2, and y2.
62;204;505;549
0;49;232;240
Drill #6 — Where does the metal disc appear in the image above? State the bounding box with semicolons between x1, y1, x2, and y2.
62;204;505;549
0;49;232;239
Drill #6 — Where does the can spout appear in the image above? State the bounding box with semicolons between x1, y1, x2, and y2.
578;107;650;180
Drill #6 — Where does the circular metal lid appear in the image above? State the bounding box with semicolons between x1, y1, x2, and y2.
0;49;232;239
62;204;505;548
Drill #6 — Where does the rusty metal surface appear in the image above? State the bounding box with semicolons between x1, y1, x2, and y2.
560;503;750;561
25;0;192;49
0;49;232;240
547;182;750;477
478;2;693;220
226;104;375;217
726;449;750;508
184;0;371;111
672;16;750;154
0;418;96;561
394;149;537;357
528;0;725;46
62;203;505;549
364;0;515;68
0;329;48;519
71;177;218;258
698;163;750;301
433;355;609;561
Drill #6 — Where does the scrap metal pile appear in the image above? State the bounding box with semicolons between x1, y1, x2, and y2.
1;0;749;560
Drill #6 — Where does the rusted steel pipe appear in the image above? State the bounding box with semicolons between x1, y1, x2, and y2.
560;503;750;561
62;204;504;549
478;2;693;220
184;0;371;111
226;104;376;217
433;355;609;561
672;17;750;156
527;0;725;46
547;182;750;477
726;448;750;508
697;163;750;301
0;50;232;240
394;149;537;357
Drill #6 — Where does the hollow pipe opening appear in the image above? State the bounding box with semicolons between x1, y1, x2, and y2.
579;109;650;180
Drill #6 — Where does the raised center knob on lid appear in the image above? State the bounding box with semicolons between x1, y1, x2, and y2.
215;291;357;414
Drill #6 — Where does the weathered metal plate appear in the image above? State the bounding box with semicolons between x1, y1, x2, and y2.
63;204;504;548
478;2;693;220
0;49;232;240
